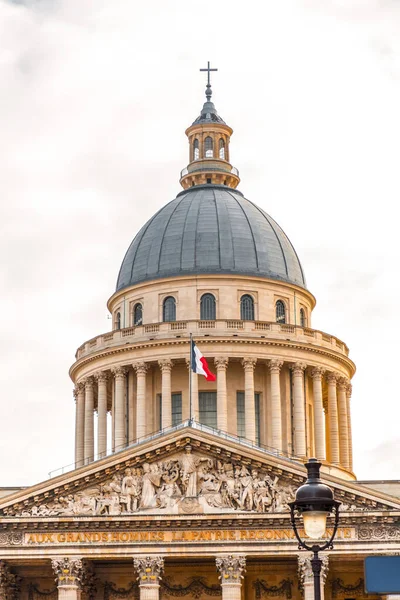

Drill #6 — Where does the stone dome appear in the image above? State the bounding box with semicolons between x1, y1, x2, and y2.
116;185;306;292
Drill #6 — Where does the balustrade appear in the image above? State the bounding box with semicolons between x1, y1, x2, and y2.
75;320;349;360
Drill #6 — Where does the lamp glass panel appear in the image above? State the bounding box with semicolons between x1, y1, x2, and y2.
303;511;328;539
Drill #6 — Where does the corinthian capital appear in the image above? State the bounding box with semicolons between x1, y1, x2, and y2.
268;359;283;374
83;377;94;390
338;377;349;390
214;357;229;370
346;382;353;398
133;557;164;584
290;362;306;376
133;361;148;376
158;359;173;373
51;557;83;587
216;555;246;583
311;366;325;380
75;381;85;394
326;372;339;385
94;371;109;384
241;357;257;371
111;366;127;379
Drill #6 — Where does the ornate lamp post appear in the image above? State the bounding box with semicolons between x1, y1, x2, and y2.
289;458;341;600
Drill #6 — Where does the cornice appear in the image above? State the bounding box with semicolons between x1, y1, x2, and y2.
70;336;356;381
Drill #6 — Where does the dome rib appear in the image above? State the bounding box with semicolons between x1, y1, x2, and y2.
116;185;307;292
245;198;289;279
225;189;259;270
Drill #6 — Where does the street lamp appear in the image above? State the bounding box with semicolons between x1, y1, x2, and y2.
289;458;341;600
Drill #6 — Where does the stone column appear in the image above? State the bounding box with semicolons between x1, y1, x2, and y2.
133;557;164;600
242;358;257;442
215;357;229;432
0;560;21;600
298;555;329;600
216;555;246;600
95;371;108;459
75;382;85;468
338;377;350;469
112;366;127;452
186;359;199;422
83;377;94;464
269;360;283;452
311;367;326;461
133;362;148;439
52;557;83;600
327;372;340;465
159;360;173;429
291;363;307;457
346;383;353;471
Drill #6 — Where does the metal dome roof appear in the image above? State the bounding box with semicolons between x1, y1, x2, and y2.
116;185;306;292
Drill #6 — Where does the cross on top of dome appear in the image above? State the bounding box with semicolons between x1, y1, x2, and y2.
200;61;218;102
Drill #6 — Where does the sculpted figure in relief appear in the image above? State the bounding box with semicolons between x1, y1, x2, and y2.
13;448;304;517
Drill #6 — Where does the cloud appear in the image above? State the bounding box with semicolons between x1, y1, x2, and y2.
0;0;399;484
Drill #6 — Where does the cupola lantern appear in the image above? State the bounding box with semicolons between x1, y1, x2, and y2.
180;62;240;189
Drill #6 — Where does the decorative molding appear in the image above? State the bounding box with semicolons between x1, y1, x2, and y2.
358;525;400;540
216;555;246;583
70;336;356;380
331;578;364;598
253;579;293;599
28;584;57;600
51;557;83;587
0;532;23;546
133;557;164;584
104;582;138;600
162;577;221;598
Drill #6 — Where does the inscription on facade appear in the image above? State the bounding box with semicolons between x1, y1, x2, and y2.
23;528;355;545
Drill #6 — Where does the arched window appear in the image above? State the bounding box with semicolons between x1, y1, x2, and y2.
163;296;176;322
200;293;216;320
219;138;225;159
204;136;213;158
300;308;307;328
193;139;199;160
133;303;143;326
240;294;254;321
276;300;286;324
116;311;121;330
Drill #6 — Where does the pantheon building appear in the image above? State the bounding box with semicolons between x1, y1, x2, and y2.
1;72;399;600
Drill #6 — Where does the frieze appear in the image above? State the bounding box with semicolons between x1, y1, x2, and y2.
19;527;355;546
0;532;23;546
358;525;400;540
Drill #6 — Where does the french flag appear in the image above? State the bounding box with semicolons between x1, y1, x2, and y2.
191;339;216;381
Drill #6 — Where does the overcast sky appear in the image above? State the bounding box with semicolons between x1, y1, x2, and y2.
0;0;399;486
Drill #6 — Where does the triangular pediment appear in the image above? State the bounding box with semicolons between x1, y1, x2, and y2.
1;426;399;520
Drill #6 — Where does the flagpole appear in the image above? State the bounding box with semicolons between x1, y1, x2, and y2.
189;332;193;424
